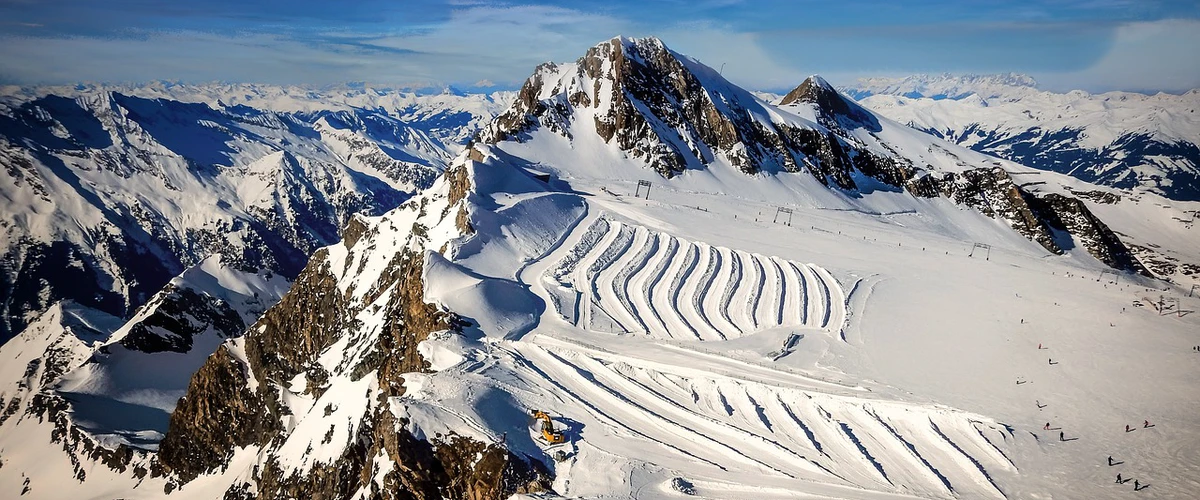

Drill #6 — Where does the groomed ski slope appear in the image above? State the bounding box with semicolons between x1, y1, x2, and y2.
546;218;844;340
408;153;1199;500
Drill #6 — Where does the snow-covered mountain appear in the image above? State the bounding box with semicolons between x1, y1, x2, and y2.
2;82;514;150
841;73;1041;101
841;74;1200;201
2;37;1197;500
0;85;490;343
0;256;289;495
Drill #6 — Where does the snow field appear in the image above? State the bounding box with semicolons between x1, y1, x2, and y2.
503;338;1016;499
549;218;846;341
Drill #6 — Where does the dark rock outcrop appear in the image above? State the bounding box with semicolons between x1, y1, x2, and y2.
118;287;246;354
157;206;549;497
1026;193;1148;274
908;168;1060;253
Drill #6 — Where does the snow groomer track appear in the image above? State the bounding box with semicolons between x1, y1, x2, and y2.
546;218;846;340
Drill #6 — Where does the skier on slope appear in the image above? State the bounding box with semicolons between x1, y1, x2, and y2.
1126;424;1132;432
1116;473;1123;484
1044;422;1051;430
1059;431;1065;441
1108;456;1114;466
1143;420;1151;428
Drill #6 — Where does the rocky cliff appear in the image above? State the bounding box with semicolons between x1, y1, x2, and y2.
0;90;450;344
481;36;1147;275
155;159;552;498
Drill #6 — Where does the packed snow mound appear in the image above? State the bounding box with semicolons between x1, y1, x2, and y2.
503;341;1015;500
546;218;845;339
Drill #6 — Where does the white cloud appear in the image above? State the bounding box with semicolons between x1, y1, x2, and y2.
473;79;495;87
0;5;632;87
1036;19;1200;93
655;24;809;91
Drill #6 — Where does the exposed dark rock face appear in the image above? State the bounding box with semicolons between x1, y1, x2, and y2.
157;199;550;497
906;167;1149;275
156;345;274;482
1126;242;1200;282
1066;188;1121;204
481;37;1147;275
158;248;351;482
908;168;1060;253
1026;193;1148;274
482;38;809;177
250;410;550;500
779;76;879;132
118;287;247;354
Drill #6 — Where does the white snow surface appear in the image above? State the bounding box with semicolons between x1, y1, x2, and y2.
841;74;1200;200
388;135;1199;499
4;43;1199;500
52;255;289;449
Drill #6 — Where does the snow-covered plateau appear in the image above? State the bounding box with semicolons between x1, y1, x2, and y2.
0;37;1197;500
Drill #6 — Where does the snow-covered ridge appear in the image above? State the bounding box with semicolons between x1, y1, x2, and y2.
841;73;1041;101
1;82;514;148
0;84;478;343
841;74;1200;200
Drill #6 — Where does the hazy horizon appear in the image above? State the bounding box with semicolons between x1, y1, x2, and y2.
2;1;1198;94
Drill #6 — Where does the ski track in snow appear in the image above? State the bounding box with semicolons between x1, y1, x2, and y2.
508;338;1014;499
548;219;847;340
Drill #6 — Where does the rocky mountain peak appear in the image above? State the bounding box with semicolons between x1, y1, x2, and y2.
780;75;837;106
779;75;878;130
482;35;803;176
477;36;1149;276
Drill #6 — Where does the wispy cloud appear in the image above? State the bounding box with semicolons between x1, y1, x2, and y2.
1036;18;1200;93
0;0;1195;93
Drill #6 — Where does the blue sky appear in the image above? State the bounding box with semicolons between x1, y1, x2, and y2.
1;0;1198;93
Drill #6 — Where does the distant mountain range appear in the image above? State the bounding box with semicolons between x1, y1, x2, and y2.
0;84;508;343
838;74;1200;201
1;37;1198;500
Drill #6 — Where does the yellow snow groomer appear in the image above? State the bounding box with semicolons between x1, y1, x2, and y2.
530;410;565;444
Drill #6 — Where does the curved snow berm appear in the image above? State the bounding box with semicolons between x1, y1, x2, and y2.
478;36;1149;277
0;89;450;343
546;218;846;339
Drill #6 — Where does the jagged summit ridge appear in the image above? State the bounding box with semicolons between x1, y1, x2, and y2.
779;75;878;129
478;36;1149;276
483;35;810;176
